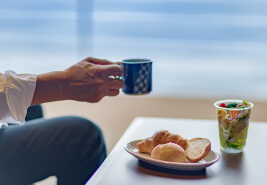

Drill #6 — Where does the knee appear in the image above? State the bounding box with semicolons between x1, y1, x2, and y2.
51;116;106;179
69;116;101;131
62;116;101;134
62;116;107;163
61;116;106;149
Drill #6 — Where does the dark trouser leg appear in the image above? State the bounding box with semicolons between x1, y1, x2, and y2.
0;116;106;185
25;104;44;121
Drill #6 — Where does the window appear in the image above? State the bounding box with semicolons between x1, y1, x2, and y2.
0;0;77;72
1;0;267;101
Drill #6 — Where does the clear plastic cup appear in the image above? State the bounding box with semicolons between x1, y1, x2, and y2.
214;100;253;153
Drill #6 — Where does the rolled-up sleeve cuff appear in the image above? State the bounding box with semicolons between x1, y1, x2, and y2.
5;70;37;123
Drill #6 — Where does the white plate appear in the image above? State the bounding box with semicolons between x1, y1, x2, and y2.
124;140;220;171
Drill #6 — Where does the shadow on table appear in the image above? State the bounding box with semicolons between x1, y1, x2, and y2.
217;151;246;184
136;160;207;179
220;151;244;169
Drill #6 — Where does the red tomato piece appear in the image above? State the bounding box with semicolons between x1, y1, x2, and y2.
219;103;227;108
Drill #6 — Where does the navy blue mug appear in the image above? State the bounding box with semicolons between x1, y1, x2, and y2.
121;59;152;95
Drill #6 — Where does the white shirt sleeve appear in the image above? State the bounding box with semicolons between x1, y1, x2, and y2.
0;70;37;124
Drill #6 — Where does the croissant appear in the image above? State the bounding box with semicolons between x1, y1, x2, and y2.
137;130;189;153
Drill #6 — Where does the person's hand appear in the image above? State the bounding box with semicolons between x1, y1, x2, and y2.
31;57;124;105
62;57;124;103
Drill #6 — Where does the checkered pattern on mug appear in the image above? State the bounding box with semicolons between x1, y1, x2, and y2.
133;63;151;94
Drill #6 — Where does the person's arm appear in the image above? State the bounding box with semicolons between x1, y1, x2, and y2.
31;71;66;105
31;57;123;105
0;57;122;124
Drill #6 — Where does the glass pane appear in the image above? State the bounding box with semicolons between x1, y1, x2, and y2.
1;0;267;100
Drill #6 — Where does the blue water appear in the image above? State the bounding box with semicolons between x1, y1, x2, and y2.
1;0;267;100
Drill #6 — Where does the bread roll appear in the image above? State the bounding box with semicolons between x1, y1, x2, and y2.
137;130;188;153
151;143;186;163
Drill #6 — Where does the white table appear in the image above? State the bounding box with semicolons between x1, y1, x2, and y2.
86;117;267;185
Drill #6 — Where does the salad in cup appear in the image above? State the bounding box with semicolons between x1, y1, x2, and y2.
214;100;253;153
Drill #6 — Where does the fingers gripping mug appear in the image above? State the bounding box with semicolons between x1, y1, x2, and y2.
121;59;153;95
